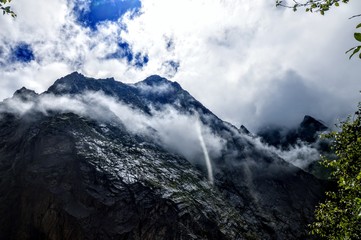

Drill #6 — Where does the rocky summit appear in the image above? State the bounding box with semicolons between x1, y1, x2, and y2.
257;115;328;150
0;72;328;239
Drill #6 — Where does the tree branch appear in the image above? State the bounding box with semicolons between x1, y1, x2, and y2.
349;14;361;19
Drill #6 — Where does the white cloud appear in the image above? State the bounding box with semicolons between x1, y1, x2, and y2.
136;81;173;94
0;0;360;131
0;90;225;168
276;144;320;170
121;0;361;130
244;134;321;171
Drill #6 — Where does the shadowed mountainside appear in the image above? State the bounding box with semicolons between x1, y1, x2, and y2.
0;72;328;239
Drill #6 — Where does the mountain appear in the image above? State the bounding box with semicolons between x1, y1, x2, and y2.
257;115;331;178
257;115;328;150
0;72;328;239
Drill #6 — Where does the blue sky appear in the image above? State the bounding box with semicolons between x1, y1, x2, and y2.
74;0;148;68
0;0;360;130
75;0;141;29
10;43;35;63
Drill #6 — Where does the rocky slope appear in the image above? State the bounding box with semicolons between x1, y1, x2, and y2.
0;72;328;239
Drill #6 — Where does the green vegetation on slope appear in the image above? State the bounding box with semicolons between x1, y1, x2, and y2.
310;106;361;239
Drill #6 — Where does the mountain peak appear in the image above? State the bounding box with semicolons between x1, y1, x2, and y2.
46;72;118;95
13;87;38;101
46;72;87;95
300;115;327;131
298;115;327;143
139;75;171;86
239;125;251;135
14;86;34;95
68;71;84;77
59;71;85;81
136;75;183;94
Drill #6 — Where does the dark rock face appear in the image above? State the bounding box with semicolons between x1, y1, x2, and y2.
239;125;251;135
0;73;328;239
0;113;235;239
46;72;150;114
299;115;328;143
256;115;331;179
257;115;328;150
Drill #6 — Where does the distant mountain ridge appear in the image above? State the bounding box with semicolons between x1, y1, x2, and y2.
257;115;328;150
0;72;329;239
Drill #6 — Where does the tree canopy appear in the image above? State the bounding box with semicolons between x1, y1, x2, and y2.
0;0;16;18
276;0;350;14
309;108;361;239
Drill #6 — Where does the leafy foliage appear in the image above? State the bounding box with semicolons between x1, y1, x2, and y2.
275;0;350;14
0;0;16;18
276;0;361;59
310;106;361;239
346;23;361;59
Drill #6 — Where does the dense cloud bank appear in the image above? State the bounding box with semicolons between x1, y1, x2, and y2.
0;0;360;131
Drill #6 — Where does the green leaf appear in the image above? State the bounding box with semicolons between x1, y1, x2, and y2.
335;2;340;7
354;33;361;42
348;46;361;59
356;23;361;29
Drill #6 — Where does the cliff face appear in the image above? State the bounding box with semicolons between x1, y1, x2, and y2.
0;73;328;239
0;113;239;239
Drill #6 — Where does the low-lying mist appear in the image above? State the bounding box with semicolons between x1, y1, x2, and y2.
0;88;325;179
247;135;322;171
1;91;225;176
